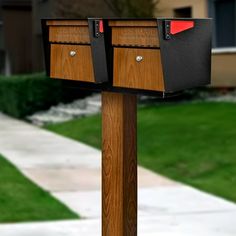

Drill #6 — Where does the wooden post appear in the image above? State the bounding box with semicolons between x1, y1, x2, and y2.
102;92;137;236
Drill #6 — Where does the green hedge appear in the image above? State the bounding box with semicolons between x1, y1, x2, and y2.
0;73;90;118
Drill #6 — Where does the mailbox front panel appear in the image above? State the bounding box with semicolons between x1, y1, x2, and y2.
113;48;164;91
50;44;95;82
109;20;164;92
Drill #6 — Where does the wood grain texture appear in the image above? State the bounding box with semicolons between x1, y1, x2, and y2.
112;27;159;47
50;44;95;82
113;48;165;91
102;92;137;236
46;20;88;26
109;20;157;27
49;26;90;44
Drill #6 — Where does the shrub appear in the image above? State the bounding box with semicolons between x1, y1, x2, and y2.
0;73;90;118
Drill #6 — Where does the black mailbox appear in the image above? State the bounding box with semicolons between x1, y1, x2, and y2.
42;18;212;95
42;18;109;84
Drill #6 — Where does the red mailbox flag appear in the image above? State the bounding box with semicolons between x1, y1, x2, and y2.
99;20;104;33
170;20;194;35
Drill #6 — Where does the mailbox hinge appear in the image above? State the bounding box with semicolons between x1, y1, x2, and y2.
164;20;171;40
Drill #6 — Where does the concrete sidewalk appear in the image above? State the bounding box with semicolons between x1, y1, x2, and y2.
0;112;236;235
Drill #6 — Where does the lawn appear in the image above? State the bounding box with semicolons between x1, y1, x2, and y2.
0;154;78;223
45;102;236;203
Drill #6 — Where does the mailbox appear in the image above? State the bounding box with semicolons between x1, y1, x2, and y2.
42;18;212;94
42;19;109;84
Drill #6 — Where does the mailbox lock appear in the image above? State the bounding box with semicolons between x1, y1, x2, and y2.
69;51;76;57
136;56;143;62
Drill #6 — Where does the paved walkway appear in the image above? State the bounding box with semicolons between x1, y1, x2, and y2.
0;112;236;235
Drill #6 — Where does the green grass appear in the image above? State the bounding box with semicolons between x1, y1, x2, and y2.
45;102;236;203
0;154;78;223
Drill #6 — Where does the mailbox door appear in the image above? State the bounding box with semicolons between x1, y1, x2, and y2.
50;44;95;82
113;48;164;91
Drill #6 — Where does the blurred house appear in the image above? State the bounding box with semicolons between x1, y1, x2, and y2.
0;0;115;75
155;0;236;87
0;0;47;75
0;0;6;75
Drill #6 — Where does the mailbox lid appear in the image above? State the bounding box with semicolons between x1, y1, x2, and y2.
47;20;90;44
109;20;159;48
157;18;212;92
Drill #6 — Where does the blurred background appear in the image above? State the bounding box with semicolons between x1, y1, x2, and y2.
0;0;236;235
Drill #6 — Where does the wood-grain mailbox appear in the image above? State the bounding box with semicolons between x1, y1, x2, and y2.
43;19;109;84
42;18;211;236
42;18;211;94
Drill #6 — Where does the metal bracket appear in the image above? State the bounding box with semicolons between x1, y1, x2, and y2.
88;18;109;83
